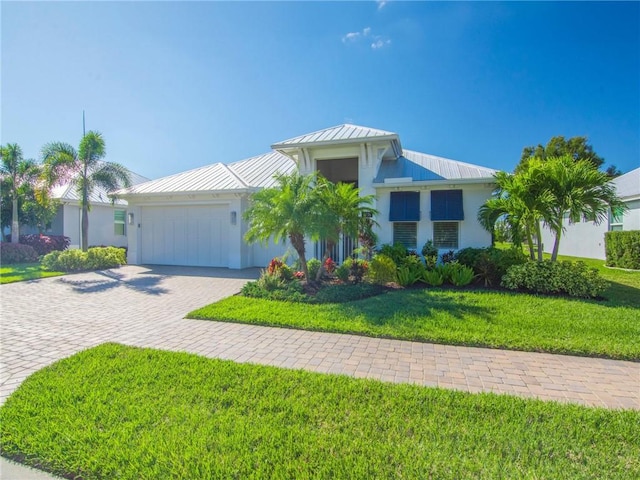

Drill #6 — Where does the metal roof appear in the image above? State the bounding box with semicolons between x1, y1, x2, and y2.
612;167;640;199
272;124;399;149
51;168;149;205
374;149;498;183
119;151;296;196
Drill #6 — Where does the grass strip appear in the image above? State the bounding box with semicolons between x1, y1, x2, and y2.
189;287;640;361
1;344;638;479
0;263;64;284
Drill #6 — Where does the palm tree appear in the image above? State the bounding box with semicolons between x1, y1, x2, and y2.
41;131;131;251
314;178;378;281
0;144;41;243
244;172;321;281
539;155;626;261
479;165;555;261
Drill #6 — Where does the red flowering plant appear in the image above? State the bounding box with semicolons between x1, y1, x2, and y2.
323;257;336;274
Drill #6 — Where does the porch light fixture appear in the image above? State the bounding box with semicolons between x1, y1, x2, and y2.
230;211;237;225
128;212;134;225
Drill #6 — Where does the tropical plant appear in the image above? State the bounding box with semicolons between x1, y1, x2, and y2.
421;268;444;286
367;254;397;285
244;172;321;281
537;156;626;261
41;131;131;251
421;240;438;269
0;144;41;243
314;177;377;281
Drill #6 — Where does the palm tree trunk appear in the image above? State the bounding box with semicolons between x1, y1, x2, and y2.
525;224;535;260
535;220;544;262
11;197;19;243
551;228;561;262
289;233;309;282
81;204;89;252
315;240;335;282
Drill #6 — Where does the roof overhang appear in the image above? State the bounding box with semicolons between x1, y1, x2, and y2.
372;177;497;189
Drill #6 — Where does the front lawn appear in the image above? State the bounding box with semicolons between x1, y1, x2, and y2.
1;344;638;479
189;254;640;361
0;263;64;284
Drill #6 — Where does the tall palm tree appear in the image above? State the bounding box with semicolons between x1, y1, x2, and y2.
314;178;378;281
0;144;41;243
244;171;321;281
41;131;131;251
539;155;626;261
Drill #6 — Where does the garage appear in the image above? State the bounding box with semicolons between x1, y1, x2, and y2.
140;205;229;267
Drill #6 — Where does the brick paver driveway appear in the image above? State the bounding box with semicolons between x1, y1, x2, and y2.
1;265;639;410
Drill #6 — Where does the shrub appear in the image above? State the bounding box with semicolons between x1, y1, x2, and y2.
0;243;39;263
378;243;409;265
323;257;336;274
367;254;397;285
266;258;294;281
440;250;456;264
335;263;350;282
421;240;438;269
337;257;369;284
448;263;475;286
422;269;444;286
397;255;425;286
502;260;608;298
307;258;322;281
41;247;126;272
20;234;70;256
605;231;640;270
456;247;527;286
242;279;308;303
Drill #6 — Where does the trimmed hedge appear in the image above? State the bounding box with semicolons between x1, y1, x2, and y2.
502;260;608;298
20;234;70;256
0;243;39;264
41;247;126;272
605;230;640;270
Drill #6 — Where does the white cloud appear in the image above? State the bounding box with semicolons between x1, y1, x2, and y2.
342;31;361;43
371;39;391;50
377;1;387;10
363;27;371;37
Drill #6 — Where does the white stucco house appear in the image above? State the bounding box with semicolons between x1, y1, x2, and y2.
23;169;149;249
540;167;640;260
118;124;498;269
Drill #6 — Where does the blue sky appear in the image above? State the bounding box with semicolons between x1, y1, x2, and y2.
3;1;639;180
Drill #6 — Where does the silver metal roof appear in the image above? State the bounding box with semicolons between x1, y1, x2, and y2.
374;149;498;183
119;151;296;196
272;124;398;149
612;167;640;199
51;168;149;205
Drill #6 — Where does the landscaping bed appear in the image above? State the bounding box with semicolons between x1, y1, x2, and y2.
1;344;638;479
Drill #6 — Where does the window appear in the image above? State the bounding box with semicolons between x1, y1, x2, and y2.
610;207;624;231
114;210;126;236
393;222;417;249
431;190;464;221
433;222;458;249
389;191;420;221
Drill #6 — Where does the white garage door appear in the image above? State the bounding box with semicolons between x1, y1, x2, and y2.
140;205;229;267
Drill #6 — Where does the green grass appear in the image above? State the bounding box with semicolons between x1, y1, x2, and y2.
1;344;638;479
0;263;64;284
189;252;640;360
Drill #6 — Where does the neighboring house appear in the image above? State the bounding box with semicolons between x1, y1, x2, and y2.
23;169;149;249
118;124;498;269
540;167;640;260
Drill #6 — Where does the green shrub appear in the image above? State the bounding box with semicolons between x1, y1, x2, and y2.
242;279;308;303
605;230;640;270
41;247;126;272
335;263;350;282
448;264;475;286
307;258;321;281
378;243;409;265
421;240;438;269
367;254;397;284
0;243;39;263
456;247;527;286
502;260;608;298
421;269;444;286
397;255;425;286
266;257;294;281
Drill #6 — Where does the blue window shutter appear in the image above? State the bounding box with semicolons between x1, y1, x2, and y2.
431;190;464;221
390;192;420;221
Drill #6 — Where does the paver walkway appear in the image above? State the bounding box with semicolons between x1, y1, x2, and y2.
1;265;638;410
1;265;639;478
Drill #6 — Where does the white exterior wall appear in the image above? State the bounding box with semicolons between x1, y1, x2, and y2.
62;203;128;249
374;184;493;252
540;198;640;260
